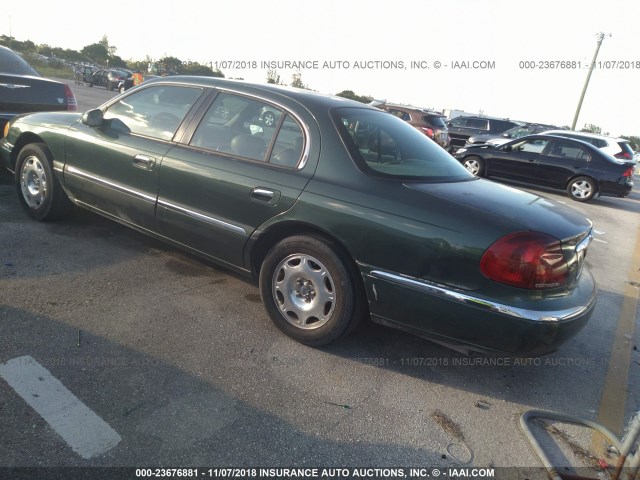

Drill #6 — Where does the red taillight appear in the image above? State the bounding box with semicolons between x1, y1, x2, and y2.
615;152;632;159
420;127;435;138
64;84;78;112
480;232;568;289
623;167;634;177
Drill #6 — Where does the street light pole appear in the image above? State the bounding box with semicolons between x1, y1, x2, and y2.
571;32;609;131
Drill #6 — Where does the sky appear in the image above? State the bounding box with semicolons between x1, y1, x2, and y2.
4;0;639;137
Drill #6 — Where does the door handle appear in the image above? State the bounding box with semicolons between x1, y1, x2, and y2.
132;154;156;170
250;188;280;204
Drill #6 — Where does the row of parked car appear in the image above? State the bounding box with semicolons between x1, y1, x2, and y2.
74;65;141;93
374;101;636;202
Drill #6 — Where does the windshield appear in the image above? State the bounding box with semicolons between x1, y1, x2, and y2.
0;48;40;76
333;107;473;182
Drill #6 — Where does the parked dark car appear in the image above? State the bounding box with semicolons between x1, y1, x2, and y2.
0;77;597;356
454;134;634;201
377;104;450;149
74;64;97;85
0;45;77;132
466;123;559;147
89;69;132;91
447;115;520;151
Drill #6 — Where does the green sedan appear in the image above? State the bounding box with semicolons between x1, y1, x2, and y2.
0;77;597;356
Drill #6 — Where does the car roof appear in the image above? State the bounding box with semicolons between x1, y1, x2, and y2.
542;129;627;143
511;134;607;152
141;75;376;112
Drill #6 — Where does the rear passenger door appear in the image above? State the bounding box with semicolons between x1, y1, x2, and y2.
535;139;591;188
156;91;314;267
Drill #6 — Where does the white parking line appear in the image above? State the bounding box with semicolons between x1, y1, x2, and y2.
0;355;121;459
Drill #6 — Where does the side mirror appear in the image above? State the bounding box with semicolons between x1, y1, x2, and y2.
502;145;512;152
82;109;104;127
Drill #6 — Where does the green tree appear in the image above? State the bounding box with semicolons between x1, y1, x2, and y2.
580;123;609;136
266;69;282;84
182;62;224;77
159;56;183;74
336;90;373;104
81;42;109;66
290;71;308;89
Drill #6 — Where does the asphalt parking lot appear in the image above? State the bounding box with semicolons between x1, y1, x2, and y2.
1;79;639;477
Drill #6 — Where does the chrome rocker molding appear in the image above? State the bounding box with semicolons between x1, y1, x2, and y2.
65;165;157;203
65;165;247;236
157;199;247;236
369;270;594;323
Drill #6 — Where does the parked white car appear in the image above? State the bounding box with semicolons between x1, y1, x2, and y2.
541;130;635;161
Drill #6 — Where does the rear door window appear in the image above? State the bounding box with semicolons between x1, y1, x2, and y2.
190;91;304;167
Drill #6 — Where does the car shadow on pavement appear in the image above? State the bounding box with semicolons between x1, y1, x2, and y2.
1;306;451;468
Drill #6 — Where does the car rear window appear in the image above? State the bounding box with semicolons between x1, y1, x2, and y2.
333;107;473;182
0;48;40;76
423;115;446;128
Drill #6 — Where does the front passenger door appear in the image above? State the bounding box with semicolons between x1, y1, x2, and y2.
487;138;549;182
64;85;205;231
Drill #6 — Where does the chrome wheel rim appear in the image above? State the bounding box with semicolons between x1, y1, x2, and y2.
464;158;480;175
272;254;336;330
571;180;593;199
264;113;275;126
20;155;48;209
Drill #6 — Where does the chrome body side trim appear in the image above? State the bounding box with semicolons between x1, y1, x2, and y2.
157;199;247;236
65;165;157;203
369;270;594;323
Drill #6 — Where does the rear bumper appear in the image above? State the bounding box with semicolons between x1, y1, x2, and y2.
364;267;597;357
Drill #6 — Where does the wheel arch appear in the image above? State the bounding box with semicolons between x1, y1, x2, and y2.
245;221;359;276
247;221;365;295
9;133;47;172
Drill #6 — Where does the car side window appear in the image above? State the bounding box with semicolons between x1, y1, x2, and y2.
190;92;283;163
104;85;203;141
389;109;410;121
512;139;549;154
269;116;304;167
547;141;590;161
450;117;467;127
467;118;487;129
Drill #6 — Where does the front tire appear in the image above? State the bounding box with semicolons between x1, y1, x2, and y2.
259;235;362;346
463;155;484;176
567;176;596;202
15;143;71;221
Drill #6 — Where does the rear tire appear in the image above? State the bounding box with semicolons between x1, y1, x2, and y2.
259;235;364;346
567;176;596;202
15;143;71;221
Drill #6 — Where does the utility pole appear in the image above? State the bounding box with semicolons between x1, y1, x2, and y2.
571;32;610;131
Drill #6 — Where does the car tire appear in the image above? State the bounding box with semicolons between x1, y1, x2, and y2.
15;143;71;221
463;156;484;176
567;176;596;202
259;235;363;346
119;85;126;94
